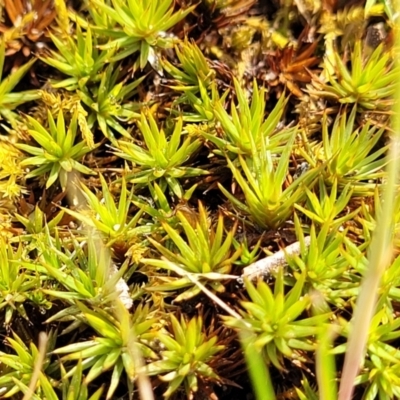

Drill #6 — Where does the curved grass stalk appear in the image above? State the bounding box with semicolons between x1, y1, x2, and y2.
160;258;276;400
338;10;400;399
22;332;48;400
64;170;153;400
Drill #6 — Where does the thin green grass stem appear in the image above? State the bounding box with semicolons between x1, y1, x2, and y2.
338;10;400;399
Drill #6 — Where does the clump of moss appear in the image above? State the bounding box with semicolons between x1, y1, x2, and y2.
0;1;398;399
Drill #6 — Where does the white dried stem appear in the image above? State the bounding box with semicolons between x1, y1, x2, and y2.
111;263;133;310
241;236;311;281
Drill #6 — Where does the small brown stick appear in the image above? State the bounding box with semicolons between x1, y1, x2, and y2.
241;236;311;281
22;332;48;400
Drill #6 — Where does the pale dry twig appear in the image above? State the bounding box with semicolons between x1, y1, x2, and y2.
241;236;311;281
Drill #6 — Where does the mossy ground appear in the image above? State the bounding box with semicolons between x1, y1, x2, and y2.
0;0;399;399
